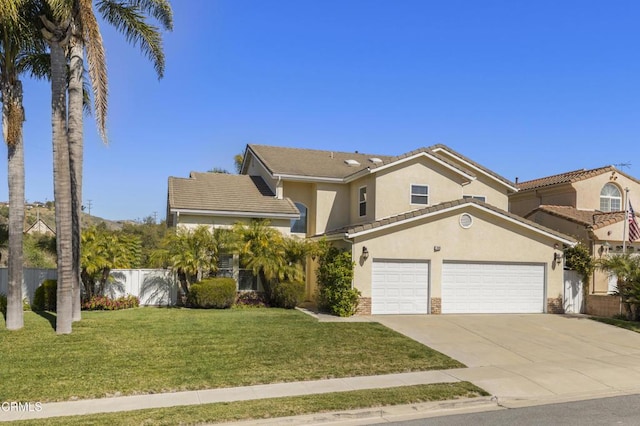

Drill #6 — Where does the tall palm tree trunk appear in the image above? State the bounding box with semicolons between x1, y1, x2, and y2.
2;80;25;330
68;29;84;321
50;41;73;334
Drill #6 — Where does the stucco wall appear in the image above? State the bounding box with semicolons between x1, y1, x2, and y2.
349;175;376;225
350;206;563;310
314;183;350;234
510;186;576;217
373;159;466;220
573;173;640;211
176;215;292;235
463;178;509;211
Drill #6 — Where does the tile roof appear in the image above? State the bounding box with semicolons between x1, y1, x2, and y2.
320;198;575;243
527;205;627;230
246;145;395;179
516;166;617;191
168;172;299;216
246;144;514;188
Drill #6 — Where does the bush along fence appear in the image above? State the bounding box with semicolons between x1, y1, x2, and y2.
0;268;178;306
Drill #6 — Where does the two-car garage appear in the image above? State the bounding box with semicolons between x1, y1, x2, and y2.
371;260;545;315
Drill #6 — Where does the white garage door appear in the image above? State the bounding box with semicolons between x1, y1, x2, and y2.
442;262;545;314
372;261;429;314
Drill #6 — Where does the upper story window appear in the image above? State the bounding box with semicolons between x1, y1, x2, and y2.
410;184;429;205
290;202;307;234
359;186;367;217
600;183;622;212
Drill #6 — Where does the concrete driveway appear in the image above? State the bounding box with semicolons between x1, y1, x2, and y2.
374;314;640;402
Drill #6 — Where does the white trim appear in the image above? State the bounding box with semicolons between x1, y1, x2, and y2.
430;147;518;192
170;208;299;220
358;186;367;217
347;202;576;246
410;183;429;206
273;173;345;183
371;152;476;181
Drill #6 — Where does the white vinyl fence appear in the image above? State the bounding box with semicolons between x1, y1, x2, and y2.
0;268;178;306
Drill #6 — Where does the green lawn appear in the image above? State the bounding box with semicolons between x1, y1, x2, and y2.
591;316;640;332
13;383;488;426
0;308;464;402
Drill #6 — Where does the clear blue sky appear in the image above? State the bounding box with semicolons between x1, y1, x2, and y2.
2;0;640;221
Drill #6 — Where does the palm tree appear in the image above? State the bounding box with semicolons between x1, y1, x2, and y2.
41;0;172;333
154;226;220;302
1;0;48;330
597;253;640;320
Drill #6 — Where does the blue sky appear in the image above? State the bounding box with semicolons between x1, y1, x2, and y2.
3;0;640;221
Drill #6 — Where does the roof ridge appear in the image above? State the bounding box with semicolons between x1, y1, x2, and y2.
248;143;388;159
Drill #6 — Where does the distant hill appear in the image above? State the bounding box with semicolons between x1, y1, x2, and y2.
0;202;129;232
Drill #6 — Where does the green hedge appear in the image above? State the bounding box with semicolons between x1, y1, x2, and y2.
188;277;236;309
270;280;305;309
32;279;57;311
0;293;6;317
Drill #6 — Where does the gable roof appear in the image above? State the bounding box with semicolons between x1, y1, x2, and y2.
516;166;640;192
320;198;575;245
167;172;300;218
24;218;55;235
245;144;515;190
525;205;628;230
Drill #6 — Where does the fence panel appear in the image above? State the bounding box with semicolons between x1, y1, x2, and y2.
0;268;177;306
0;268;58;304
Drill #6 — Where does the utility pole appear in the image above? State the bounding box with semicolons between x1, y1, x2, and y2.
86;199;92;216
153;211;158;224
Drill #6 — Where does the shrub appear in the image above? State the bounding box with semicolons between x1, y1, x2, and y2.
235;291;268;308
316;242;360;317
0;293;6;317
82;295;140;311
32;279;57;311
188;277;236;309
270;280;305;309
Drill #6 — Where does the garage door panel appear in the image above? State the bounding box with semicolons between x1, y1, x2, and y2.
442;262;544;314
372;261;429;314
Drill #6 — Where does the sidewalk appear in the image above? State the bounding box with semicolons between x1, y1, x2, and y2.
0;370;480;422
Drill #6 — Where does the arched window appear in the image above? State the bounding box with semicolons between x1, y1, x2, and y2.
291;202;307;234
600;183;622;212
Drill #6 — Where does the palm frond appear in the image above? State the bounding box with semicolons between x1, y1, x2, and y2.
131;0;173;31
97;0;167;78
78;0;107;142
16;52;50;79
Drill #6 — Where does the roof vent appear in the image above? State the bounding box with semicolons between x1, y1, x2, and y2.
344;159;361;167
369;157;383;164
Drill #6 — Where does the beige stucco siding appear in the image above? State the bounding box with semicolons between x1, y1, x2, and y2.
510;186;576;217
314;183;350;234
176;215;291;235
245;155;278;194
351;207;563;307
283;181;315;235
349;175;376;225
573;174;640;211
463;178;509;210
526;211;591;243
374;159;466;220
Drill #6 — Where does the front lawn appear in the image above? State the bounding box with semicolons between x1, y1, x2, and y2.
591;316;640;332
0;308;464;402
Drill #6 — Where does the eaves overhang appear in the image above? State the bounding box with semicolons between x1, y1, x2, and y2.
370;152;477;181
430;147;518;192
346;202;576;246
170;208;299;220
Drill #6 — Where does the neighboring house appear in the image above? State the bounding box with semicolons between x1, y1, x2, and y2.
24;218;55;236
167;144;575;315
510;166;640;294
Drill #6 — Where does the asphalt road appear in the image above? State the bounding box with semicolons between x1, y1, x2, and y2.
387;394;640;425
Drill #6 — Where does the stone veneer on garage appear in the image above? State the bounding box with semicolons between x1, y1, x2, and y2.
357;297;372;315
547;297;564;314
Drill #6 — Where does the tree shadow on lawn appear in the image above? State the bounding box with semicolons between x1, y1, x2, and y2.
33;310;57;331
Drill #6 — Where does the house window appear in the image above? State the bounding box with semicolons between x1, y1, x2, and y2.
463;195;486;202
359;186;367;217
600;183;622;212
290;202;307;234
411;185;429;205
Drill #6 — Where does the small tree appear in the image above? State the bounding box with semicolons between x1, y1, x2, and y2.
316;240;360;317
81;226;141;300
597;253;640;320
153;226;220;299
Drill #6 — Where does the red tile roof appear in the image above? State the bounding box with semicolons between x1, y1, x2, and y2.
527;205;627;230
516;166;616;191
